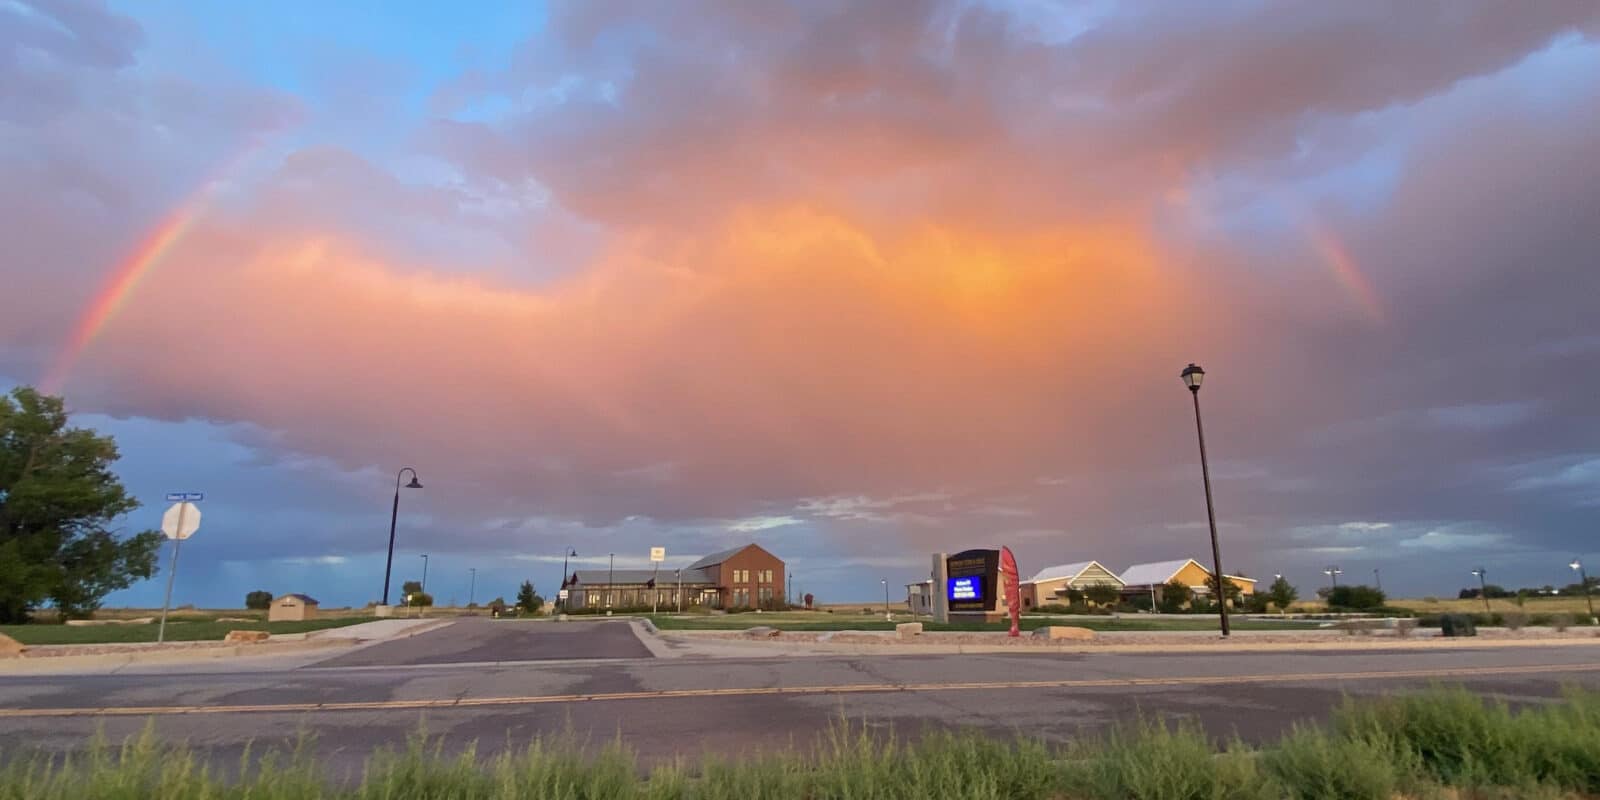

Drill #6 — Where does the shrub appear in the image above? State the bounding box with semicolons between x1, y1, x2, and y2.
1552;613;1573;632
1502;611;1527;631
1264;724;1416;800
1326;584;1386;610
1440;614;1477;637
244;590;273;610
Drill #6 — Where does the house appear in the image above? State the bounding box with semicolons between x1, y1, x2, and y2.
566;544;786;610
1020;561;1125;608
268;593;319;622
1119;558;1256;607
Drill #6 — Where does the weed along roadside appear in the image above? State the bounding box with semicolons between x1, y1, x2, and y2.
2;688;1597;798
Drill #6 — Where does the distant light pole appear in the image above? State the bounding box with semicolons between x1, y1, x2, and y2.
1373;568;1382;593
676;568;683;613
559;548;577;608
1470;567;1491;614
468;567;477;608
608;553;615;609
1181;363;1229;637
1324;566;1342;589
882;579;892;621
381;467;423;607
1570;559;1594;624
419;554;429;595
787;573;793;608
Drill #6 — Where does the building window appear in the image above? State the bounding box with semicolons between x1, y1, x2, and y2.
759;587;773;603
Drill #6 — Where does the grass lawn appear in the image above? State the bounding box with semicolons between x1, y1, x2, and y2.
1388;595;1597;616
5;688;1597;798
0;616;371;646
643;612;1321;632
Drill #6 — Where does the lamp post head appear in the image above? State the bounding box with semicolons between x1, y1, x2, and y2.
405;476;423;489
1571;559;1583;572
1471;568;1485;578
1181;363;1205;392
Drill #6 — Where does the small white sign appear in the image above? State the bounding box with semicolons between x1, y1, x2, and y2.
649;547;666;562
558;589;570;600
160;502;202;540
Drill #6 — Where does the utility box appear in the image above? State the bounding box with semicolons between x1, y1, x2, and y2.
1440;614;1477;637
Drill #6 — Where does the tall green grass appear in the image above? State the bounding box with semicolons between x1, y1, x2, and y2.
3;688;1598;799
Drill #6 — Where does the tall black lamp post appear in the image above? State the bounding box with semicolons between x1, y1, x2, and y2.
1470;567;1491;615
1570;559;1594;624
381;467;423;607
1324;566;1342;589
559;548;577;608
1181;363;1230;637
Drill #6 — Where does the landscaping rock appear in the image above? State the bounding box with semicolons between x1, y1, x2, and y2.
896;622;924;639
65;617;154;626
743;626;781;638
224;630;270;644
1031;626;1096;641
0;633;25;658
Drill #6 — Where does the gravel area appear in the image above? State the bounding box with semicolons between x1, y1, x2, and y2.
21;640;240;658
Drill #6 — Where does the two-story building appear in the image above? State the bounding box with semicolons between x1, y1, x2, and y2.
565;543;785;610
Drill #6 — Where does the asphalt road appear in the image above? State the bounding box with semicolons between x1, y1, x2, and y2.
2;620;1597;777
313;617;653;666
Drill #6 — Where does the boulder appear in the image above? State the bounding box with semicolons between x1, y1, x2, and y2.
1031;626;1096;641
0;633;26;659
743;626;781;638
896;622;924;639
224;630;270;644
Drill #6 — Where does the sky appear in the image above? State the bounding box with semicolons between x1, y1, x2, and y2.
2;0;1598;608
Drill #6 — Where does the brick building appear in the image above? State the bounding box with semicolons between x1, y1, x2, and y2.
565;544;786;610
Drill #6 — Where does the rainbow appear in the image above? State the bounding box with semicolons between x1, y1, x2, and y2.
1306;222;1384;324
41;143;266;393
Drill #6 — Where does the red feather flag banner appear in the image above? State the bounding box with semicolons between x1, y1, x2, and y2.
1000;546;1021;637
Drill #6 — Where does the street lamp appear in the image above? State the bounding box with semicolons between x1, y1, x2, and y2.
1373;568;1382;593
381;467;423;607
1570;559;1595;624
468;567;476;608
420;554;429;594
1181;363;1230;637
1470;567;1490;615
882;579;891;621
608;553;615;609
1324;566;1342;588
559;548;577;609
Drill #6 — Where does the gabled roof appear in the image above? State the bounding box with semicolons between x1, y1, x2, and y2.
1119;558;1208;587
570;569;712;586
278;593;319;604
687;543;782;570
1026;560;1122;586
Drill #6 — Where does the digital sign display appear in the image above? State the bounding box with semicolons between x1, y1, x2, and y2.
949;576;979;601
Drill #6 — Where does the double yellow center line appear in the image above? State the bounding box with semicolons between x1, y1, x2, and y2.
3;662;1596;719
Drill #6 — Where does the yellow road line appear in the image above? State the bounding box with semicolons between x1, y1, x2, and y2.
3;662;1597;719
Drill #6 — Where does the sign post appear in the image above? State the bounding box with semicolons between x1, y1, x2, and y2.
157;493;203;643
649;547;665;613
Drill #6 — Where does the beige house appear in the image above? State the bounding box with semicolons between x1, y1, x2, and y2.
268;593;320;622
1021;561;1124;608
1119;559;1256;606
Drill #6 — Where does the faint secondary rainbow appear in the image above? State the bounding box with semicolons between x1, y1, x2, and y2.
1305;222;1385;324
41;143;267;393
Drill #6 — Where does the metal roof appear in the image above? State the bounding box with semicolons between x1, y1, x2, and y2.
570;568;712;586
278;593;319;604
1025;561;1120;584
687;545;751;570
1119;559;1206;587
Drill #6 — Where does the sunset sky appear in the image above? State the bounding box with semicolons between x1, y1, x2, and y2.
3;1;1598;607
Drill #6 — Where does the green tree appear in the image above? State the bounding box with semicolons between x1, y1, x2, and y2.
1158;580;1192;613
516;580;543;613
245;590;273;610
1084;584;1121;607
1062;587;1086;606
1267;575;1299;612
0;388;163;623
1203;573;1244;606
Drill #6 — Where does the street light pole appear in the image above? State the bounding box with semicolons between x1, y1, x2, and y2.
468;568;476;608
1373;568;1381;593
608;553;615;610
559;548;576;609
1324;566;1342;589
381;468;423;607
676;568;683;613
1471;568;1490;615
1181;363;1229;637
420;554;429;594
1571;559;1596;624
882;579;891;621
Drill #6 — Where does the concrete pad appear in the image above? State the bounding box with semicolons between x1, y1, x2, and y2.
1032;626;1096;641
897;622;924;639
